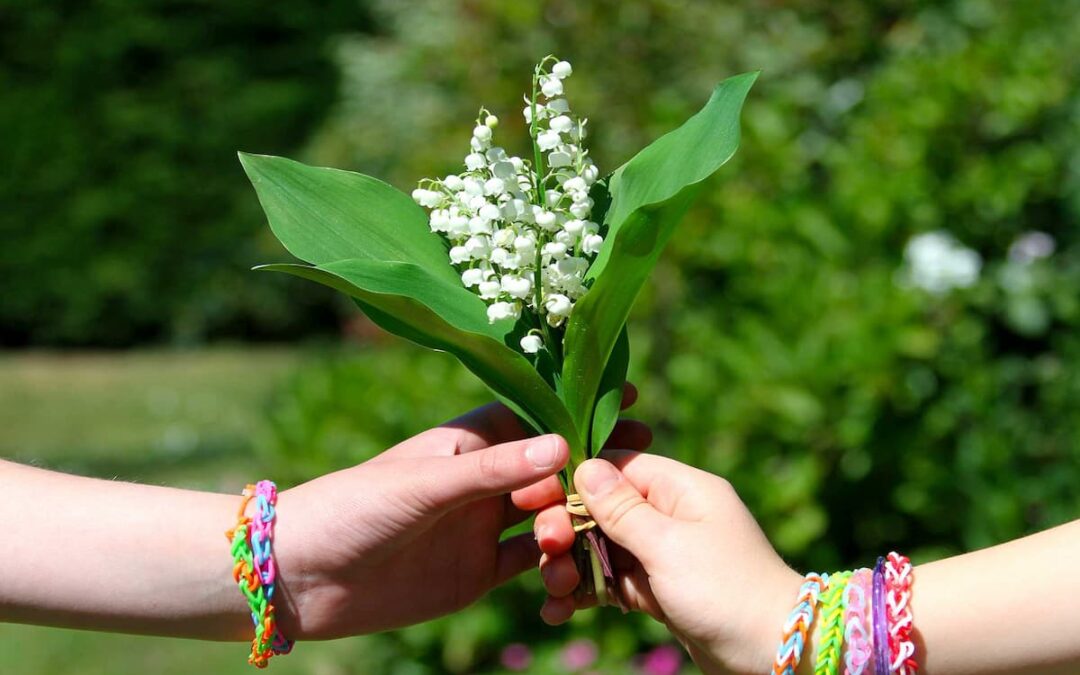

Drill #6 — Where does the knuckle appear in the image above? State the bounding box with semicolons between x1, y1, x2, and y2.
602;492;649;534
474;448;504;486
710;474;739;503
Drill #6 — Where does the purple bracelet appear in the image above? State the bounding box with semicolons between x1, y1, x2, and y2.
872;557;890;675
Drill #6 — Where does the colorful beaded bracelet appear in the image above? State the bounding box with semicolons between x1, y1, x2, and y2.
226;481;292;668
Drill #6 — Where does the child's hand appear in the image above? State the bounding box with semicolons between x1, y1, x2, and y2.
533;451;802;675
273;399;651;640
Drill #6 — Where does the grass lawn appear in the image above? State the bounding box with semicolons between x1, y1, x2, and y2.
0;347;302;492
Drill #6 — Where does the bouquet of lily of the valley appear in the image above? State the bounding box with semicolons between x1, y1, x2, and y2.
241;57;756;606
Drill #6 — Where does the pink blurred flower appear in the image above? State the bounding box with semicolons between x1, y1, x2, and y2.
638;644;683;675
561;638;599;671
500;643;533;671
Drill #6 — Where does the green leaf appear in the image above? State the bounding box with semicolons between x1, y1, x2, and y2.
588;71;758;281
257;260;577;443
239;153;460;286
562;72;757;448
589;325;629;459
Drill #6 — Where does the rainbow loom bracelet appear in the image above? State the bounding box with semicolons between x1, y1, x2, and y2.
884;552;916;674
814;570;851;675
842;568;874;675
772;572;830;675
227;482;291;668
250;480;293;655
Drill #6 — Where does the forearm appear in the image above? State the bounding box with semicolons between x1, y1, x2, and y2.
912;519;1080;674
0;459;262;640
776;520;1080;675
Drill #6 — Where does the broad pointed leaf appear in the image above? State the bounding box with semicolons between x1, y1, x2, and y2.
589;325;630;461
239;153;460;286
258;260;577;443
562;72;757;447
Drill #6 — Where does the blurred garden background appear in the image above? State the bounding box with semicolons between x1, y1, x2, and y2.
2;0;1079;672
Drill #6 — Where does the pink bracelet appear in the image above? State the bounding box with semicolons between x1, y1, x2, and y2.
884;552;916;674
843;568;874;675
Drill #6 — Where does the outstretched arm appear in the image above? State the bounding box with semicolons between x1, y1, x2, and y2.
0;458;256;639
0;398;651;643
533;451;1080;675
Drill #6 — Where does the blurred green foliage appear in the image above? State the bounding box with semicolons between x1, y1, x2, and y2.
0;0;370;346
3;0;1080;673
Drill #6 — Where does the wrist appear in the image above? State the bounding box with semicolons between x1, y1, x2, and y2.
738;567;808;675
267;488;310;641
692;566;804;675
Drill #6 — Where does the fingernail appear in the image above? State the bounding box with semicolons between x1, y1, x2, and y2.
579;460;619;497
526;436;559;469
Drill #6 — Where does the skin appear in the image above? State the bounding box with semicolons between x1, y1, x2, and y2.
532;451;1080;675
0;394;651;642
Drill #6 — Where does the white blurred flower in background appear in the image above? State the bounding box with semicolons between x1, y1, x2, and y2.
901;230;982;294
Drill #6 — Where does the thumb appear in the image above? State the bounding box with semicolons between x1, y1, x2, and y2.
416;434;569;513
574;459;668;558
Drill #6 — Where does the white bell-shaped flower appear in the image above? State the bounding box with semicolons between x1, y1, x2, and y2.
447;215;469;237
479;202;502;221
548;151;572;168
550;115;574;133
492;228;516;248
491;161;516;179
463;177;484;196
534;209;557;230
547;98;570;114
478;279;501;299
468;216;493;235
464;235;491;258
569;200;593;219
537;130;561;151
449;246;470;264
582;233;604;255
514;235;536;256
487;301;519;323
540;76;563;97
520;333;544;354
501;275;532;299
562;177;587;193
563;219;585;235
543;242;568;259
461;268;486;287
544;293;572;318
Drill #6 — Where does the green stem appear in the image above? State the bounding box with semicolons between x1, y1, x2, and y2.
586;539;609;607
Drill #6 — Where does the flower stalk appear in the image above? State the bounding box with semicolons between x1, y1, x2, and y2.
412;55;617;607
